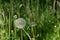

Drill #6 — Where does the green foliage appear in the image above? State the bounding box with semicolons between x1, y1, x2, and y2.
0;0;60;40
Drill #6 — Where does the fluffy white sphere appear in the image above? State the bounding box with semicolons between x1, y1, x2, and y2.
14;18;26;29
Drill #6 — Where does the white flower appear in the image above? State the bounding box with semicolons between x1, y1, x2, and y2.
14;18;26;29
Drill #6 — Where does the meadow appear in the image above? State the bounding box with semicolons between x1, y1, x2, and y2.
0;0;60;40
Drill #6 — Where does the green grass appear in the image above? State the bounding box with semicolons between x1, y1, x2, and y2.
0;0;60;40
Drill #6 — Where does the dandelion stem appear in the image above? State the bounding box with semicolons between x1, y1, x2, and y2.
1;27;2;40
31;27;35;40
12;32;13;40
53;0;56;13
21;29;23;40
22;29;31;40
9;13;10;40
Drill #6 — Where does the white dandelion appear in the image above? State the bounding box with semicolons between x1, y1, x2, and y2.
14;18;26;29
14;18;31;40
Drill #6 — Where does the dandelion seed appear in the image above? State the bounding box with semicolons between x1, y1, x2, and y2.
13;15;17;19
54;25;56;28
36;34;39;37
14;18;26;29
11;30;13;33
19;4;23;8
29;22;36;27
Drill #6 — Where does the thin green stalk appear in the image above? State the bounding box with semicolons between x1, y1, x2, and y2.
1;26;2;40
12;34;13;40
9;12;10;40
11;30;13;40
5;16;8;40
21;29;23;40
31;27;35;40
14;26;17;40
22;29;31;40
53;0;56;12
10;0;15;40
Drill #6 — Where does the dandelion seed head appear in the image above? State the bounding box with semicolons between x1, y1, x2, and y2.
14;18;26;29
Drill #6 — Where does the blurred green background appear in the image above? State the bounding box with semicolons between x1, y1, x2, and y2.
0;0;60;40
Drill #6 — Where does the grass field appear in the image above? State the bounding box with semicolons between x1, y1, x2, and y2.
0;0;60;40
